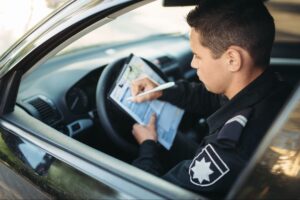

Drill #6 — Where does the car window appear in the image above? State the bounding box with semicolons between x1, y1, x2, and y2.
0;0;67;56
266;0;300;43
0;128;132;199
17;2;197;197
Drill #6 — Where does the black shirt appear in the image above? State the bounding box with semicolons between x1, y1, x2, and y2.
132;69;291;198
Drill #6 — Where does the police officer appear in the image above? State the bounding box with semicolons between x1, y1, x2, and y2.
130;0;291;198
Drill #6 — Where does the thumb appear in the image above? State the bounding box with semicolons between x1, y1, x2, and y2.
148;113;156;130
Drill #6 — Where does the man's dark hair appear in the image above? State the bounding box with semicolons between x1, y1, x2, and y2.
187;0;275;67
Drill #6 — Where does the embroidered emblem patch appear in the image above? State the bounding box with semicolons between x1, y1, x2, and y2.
189;144;230;187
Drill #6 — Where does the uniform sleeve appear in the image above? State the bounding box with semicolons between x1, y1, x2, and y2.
162;143;246;199
159;80;221;116
132;140;164;176
132;133;199;176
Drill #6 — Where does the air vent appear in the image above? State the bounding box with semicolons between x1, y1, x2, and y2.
27;96;61;126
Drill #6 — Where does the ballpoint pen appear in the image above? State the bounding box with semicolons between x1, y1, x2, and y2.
127;81;175;101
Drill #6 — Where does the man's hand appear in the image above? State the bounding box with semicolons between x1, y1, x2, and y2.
130;76;162;102
132;114;157;144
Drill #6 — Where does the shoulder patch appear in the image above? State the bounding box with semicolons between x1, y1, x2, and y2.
217;108;252;145
189;144;229;187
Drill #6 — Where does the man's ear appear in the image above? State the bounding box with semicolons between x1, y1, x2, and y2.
225;46;243;72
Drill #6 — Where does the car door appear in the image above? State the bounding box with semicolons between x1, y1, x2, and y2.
0;0;202;199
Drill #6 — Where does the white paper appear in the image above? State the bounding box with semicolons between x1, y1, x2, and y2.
110;55;184;150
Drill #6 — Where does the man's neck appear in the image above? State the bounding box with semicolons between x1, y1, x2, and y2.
225;67;265;99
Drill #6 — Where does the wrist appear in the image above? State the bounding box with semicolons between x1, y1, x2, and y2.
139;137;157;144
139;140;160;156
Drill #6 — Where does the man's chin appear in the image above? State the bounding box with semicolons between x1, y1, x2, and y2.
198;76;211;91
199;80;209;90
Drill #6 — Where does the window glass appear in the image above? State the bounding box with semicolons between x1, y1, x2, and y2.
266;0;300;42
59;0;193;54
0;129;130;199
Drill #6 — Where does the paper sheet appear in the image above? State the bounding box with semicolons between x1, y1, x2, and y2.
110;55;184;150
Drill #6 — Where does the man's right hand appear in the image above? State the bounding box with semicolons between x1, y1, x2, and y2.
130;76;162;103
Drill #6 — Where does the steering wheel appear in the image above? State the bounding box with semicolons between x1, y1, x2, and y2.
96;57;168;155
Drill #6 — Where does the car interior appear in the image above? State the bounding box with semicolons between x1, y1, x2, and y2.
12;0;300;195
17;0;300;159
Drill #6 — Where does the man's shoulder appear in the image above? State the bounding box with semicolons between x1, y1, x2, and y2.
239;81;292;157
253;78;292;115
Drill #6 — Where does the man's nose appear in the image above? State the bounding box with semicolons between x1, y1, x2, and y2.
191;58;198;69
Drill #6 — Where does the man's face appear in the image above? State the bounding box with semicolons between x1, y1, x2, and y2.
190;28;231;94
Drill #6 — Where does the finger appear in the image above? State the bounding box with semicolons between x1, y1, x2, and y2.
133;123;145;133
134;93;152;103
132;123;137;134
131;77;157;95
145;76;159;86
132;123;140;132
148;113;157;130
130;82;143;96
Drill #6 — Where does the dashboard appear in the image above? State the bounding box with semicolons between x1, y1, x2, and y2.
65;69;101;115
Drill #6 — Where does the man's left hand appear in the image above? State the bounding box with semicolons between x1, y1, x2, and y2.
132;114;157;144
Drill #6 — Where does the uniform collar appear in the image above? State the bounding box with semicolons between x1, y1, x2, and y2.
207;68;278;134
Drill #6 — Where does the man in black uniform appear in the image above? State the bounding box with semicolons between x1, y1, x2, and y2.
129;0;291;198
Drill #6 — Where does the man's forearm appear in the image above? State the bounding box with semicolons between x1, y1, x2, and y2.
159;80;221;116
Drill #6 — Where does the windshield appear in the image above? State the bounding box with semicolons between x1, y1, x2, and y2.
57;0;300;55
59;1;193;54
1;0;299;57
0;0;66;56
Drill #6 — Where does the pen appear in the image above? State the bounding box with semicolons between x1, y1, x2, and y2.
127;81;175;101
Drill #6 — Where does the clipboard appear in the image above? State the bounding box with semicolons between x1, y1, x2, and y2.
108;54;184;150
108;54;167;123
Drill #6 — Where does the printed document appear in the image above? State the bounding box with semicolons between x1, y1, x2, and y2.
110;55;184;150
